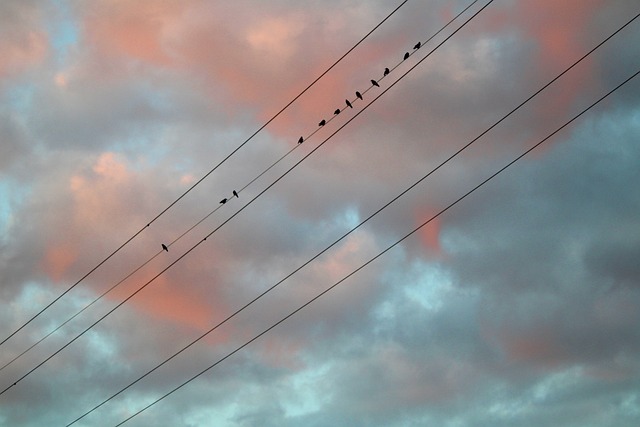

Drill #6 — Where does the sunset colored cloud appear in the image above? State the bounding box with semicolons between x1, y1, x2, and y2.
1;1;639;426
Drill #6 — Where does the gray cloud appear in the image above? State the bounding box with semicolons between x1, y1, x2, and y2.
1;1;639;426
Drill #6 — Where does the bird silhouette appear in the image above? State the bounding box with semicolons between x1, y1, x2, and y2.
414;41;422;50
162;243;168;252
403;52;410;60
356;91;363;100
384;67;390;76
371;79;379;87
346;99;353;108
334;108;340;115
319;119;326;126
233;190;239;198
298;136;304;144
220;198;228;204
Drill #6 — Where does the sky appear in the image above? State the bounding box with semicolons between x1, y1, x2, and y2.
0;0;639;426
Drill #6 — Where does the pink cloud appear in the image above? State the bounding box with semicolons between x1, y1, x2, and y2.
69;152;132;228
125;275;216;333
507;0;605;127
63;152;229;332
414;207;443;257
76;0;402;138
82;0;185;66
245;14;306;61
41;243;78;283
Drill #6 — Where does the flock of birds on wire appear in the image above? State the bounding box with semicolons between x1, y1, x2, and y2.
160;41;423;253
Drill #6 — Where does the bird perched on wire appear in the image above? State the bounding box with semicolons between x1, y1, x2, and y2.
345;99;353;108
161;243;168;252
220;198;228;204
356;91;363;100
403;52;410;60
414;41;421;50
384;67;390;76
371;79;379;87
319;119;326;126
298;136;304;144
233;190;239;198
334;108;341;115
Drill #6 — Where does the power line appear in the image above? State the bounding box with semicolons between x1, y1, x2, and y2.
65;8;640;425
0;0;482;376
0;0;411;349
0;144;289;375
0;0;489;398
111;64;640;427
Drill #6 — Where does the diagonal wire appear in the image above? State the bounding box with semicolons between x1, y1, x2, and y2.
0;0;489;399
112;64;640;427
0;0;411;349
0;0;432;376
64;7;640;425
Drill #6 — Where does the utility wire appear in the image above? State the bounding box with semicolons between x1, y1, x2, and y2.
0;146;290;375
0;0;461;377
111;64;640;427
65;8;640;425
0;0;479;376
0;0;411;349
0;0;488;398
315;0;480;130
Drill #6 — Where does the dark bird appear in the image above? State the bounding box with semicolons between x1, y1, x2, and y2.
233;190;239;198
414;41;422;50
220;198;228;204
356;91;363;100
346;99;353;108
403;52;410;60
371;79;379;87
319;119;326;126
383;67;390;76
334;108;341;115
162;243;168;252
298;136;304;144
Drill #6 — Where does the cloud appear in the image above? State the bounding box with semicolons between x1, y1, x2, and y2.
1;1;639;426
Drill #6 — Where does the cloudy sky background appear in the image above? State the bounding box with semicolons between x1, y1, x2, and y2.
1;0;639;426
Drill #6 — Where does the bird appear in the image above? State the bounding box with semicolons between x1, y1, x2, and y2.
371;79;379;87
345;99;353;108
233;190;239;198
319;119;326;126
298;136;304;144
162;243;168;252
356;91;363;100
220;198;228;204
384;67;390;76
414;41;422;50
334;108;341;115
403;52;410;60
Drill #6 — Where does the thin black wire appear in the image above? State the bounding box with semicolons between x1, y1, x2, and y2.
0;0;487;399
112;63;640;427
0;145;291;375
0;0;429;375
325;0;480;129
65;8;640;425
0;0;411;349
